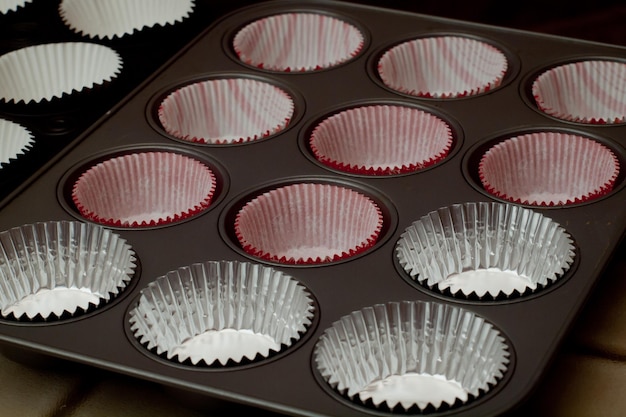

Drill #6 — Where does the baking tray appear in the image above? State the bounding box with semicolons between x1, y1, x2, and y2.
0;1;624;416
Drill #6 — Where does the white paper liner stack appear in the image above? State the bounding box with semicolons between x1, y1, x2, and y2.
377;36;508;98
129;260;315;366
395;202;576;299
0;118;35;167
314;300;510;411
233;12;364;72
309;104;453;175
0;42;123;104
0;221;136;320
234;183;383;264
58;0;196;39
479;132;620;206
158;78;295;144
72;151;216;227
0;0;32;14
532;60;626;124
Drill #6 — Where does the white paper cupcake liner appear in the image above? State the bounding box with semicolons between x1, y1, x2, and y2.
72;151;217;227
232;12;364;72
0;0;32;14
158;78;295;144
234;183;383;264
0;42;122;105
314;300;510;412
532;60;626;124
479;132;620;206
0;221;137;321
58;0;195;39
129;260;315;366
377;36;508;98
395;202;576;299
309;104;453;175
0;118;35;167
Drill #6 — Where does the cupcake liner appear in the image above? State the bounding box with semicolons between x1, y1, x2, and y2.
0;42;123;105
58;0;195;39
314;300;510;412
129;260;315;366
72;151;217;227
531;60;626;125
0;220;136;321
0;0;32;14
234;183;383;264
395;202;576;299
309;104;453;175
377;36;508;98
479;132;620;206
158;78;295;144
232;12;364;72
0;118;35;167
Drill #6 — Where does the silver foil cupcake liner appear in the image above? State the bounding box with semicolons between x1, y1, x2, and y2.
395;202;576;300
314;300;510;412
0;221;137;321
0;0;31;14
129;260;315;366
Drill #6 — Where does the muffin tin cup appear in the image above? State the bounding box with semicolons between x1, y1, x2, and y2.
308;104;454;175
395;202;577;300
157;77;295;144
0;220;137;321
313;300;510;412
58;0;196;40
71;151;218;228
233;182;384;264
531;59;626;124
129;260;316;367
377;35;509;98
478;131;620;206
232;11;365;72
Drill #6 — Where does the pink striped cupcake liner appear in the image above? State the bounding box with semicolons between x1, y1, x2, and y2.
158;78;295;144
309;104;453;175
532;60;626;124
479;132;620;206
234;183;383;264
233;12;364;72
72;151;217;227
377;36;508;98
59;0;195;39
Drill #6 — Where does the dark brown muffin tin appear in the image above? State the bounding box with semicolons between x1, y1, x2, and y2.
0;1;625;416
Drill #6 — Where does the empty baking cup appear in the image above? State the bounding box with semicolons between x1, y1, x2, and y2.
129;260;315;366
309;104;453;175
0;42;122;105
58;0;195;39
232;12;364;72
479;132;620;206
234;183;383;264
532;60;626;124
158;78;295;144
395;202;576;299
0;118;35;168
314;300;510;412
0;0;32;14
0;221;136;321
377;36;508;98
72;151;216;227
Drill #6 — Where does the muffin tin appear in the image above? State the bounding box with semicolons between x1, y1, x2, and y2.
0;1;625;416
